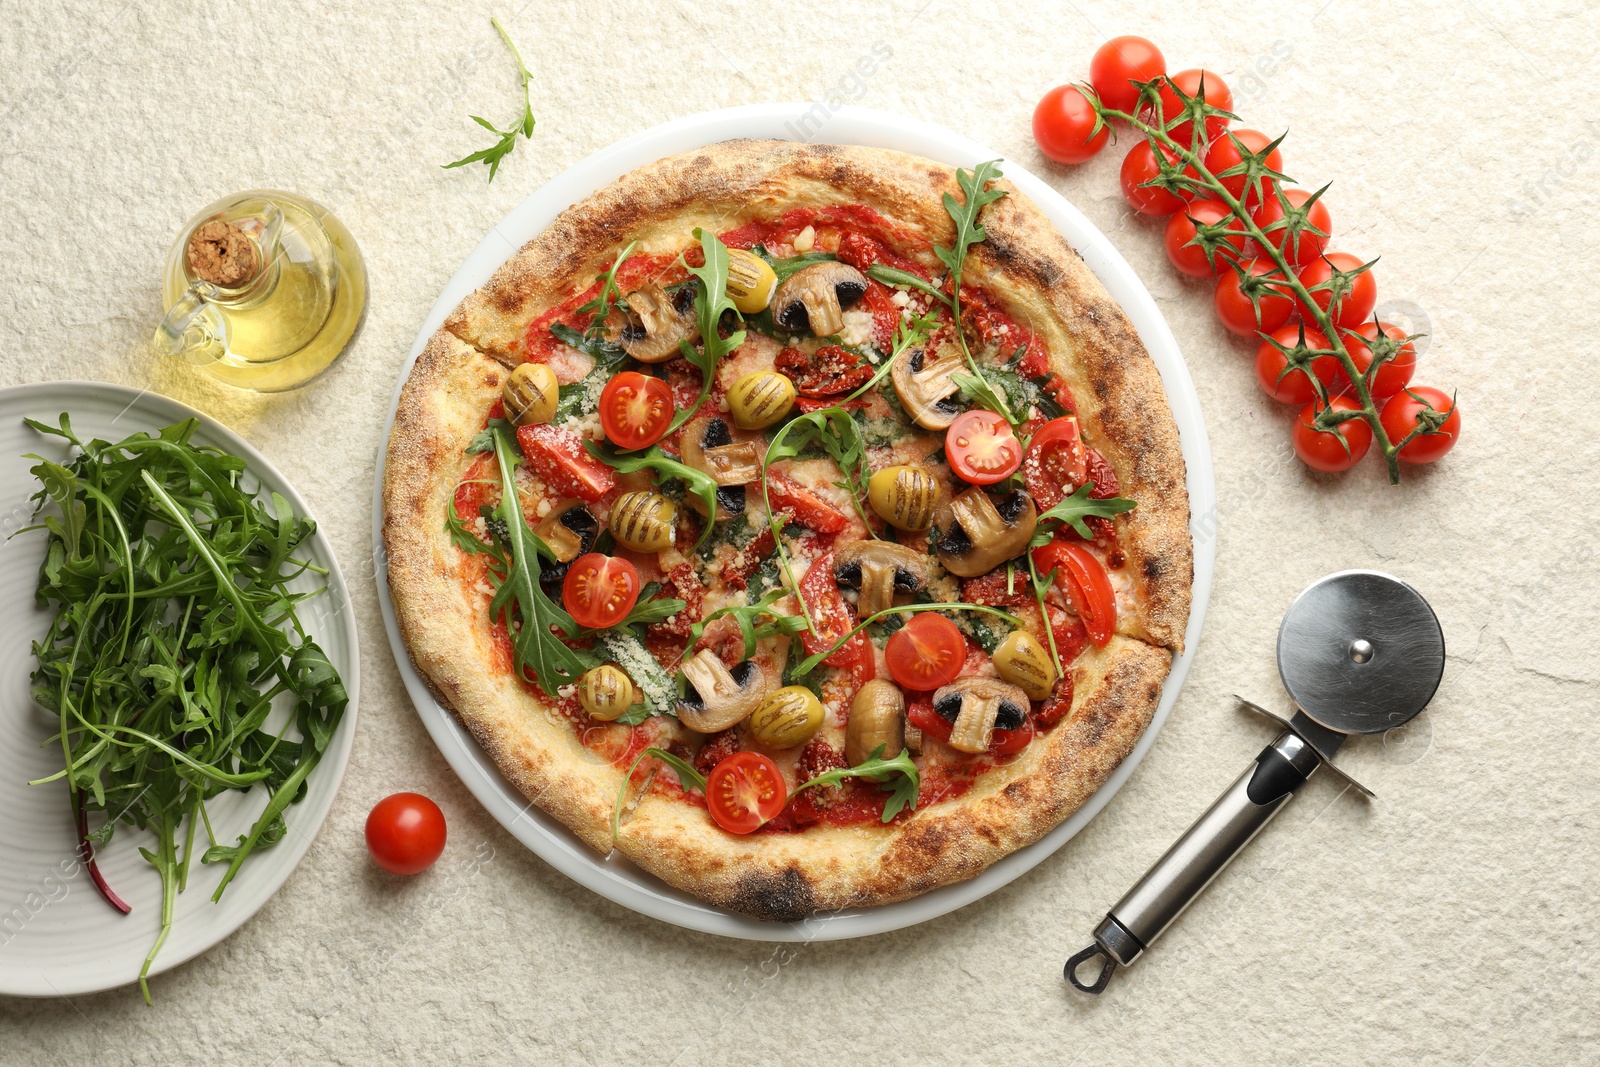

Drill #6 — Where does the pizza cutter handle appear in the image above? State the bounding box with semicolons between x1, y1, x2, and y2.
1065;729;1322;993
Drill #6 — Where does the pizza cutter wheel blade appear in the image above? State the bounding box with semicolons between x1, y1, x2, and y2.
1065;570;1444;994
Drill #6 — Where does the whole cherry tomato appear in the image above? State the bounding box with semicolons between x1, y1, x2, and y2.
1164;198;1249;278
365;793;447;876
1380;387;1460;464
1090;36;1165;114
1341;321;1418;399
1121;141;1188;216
1033;85;1109;164
1251;187;1332;266
1297;252;1377;330
1254;324;1339;406
1215;257;1295;337
1149;69;1232;147
1204;128;1283;212
1291;395;1373;473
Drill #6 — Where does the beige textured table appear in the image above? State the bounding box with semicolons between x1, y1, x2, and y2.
3;1;1596;1062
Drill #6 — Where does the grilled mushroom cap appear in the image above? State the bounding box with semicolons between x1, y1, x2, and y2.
935;486;1038;578
681;417;760;521
677;650;769;733
771;261;868;337
833;540;927;619
619;283;699;363
932;676;1031;754
890;342;965;430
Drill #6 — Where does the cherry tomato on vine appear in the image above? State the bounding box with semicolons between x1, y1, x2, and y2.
1090;36;1165;114
1297;252;1377;330
1149;69;1232;147
1254;324;1339;406
598;371;673;450
1120;141;1188;216
1203;128;1282;211
1031;541;1117;647
562;553;640;629
706;752;787;834
365;793;447;876
1380;387;1460;464
885;613;967;692
1341;322;1418;399
1215;257;1295;337
1033;85;1108;164
1251;187;1331;266
1021;416;1088;510
1164;198;1249;278
946;410;1022;485
1291;395;1372;473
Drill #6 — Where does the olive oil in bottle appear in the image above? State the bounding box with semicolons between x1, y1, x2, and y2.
156;190;366;392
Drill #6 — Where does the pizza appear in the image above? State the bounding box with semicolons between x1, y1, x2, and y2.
383;139;1191;921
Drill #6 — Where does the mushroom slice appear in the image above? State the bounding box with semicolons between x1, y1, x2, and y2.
619;283;699;363
532;501;598;591
677;650;769;733
833;540;927;619
935;486;1038;578
932;676;1031;754
771;261;868;337
890;342;965;430
681;416;760;521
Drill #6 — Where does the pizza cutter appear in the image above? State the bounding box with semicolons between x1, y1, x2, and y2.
1064;569;1444;994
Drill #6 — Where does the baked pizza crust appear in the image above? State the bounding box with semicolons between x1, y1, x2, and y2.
384;139;1193;918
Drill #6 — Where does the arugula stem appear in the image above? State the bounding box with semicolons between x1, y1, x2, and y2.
791;602;1022;677
138;817;177;1005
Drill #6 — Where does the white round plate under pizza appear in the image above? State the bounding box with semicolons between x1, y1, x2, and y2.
381;110;1206;932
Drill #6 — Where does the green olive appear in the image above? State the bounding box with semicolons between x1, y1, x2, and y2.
725;249;779;314
728;371;796;430
503;363;559;427
748;685;825;748
579;664;637;721
608;490;676;552
993;630;1058;701
868;465;940;531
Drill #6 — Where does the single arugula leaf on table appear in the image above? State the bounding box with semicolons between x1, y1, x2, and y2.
667;228;746;435
583;441;720;552
442;18;537;182
793;745;922;823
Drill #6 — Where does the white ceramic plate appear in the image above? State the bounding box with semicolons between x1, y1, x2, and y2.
373;104;1215;941
0;382;360;997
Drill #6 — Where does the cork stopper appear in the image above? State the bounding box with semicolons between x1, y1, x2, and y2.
186;218;260;288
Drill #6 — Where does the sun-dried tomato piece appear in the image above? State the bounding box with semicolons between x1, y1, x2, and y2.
774;345;873;398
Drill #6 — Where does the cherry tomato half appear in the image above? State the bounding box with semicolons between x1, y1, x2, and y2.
1254;324;1339;406
1251;187;1332;267
907;700;953;745
885;613;967;692
707;752;787;834
1032;541;1117;647
798;551;870;668
1203;128;1282;211
1033;85;1109;164
946;410;1022;485
1164;198;1249;278
1215;258;1295;337
1120;141;1188;216
1149;69;1232;148
1021;415;1087;510
599;371;672;450
1090;36;1165;114
1297;252;1377;331
365;792;447;876
562;553;640;629
1291;395;1373;473
1380;387;1460;464
1342;322;1418;399
990;719;1036;757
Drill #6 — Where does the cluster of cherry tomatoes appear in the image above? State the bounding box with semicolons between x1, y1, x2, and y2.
1031;37;1460;474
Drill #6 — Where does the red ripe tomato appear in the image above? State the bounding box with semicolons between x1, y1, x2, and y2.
1380;387;1460;464
1254;324;1339;405
1033;85;1109;164
797;551;870;668
1164;199;1248;278
1150;69;1232;147
1215;258;1295;337
1090;36;1165;114
365;793;447;876
562;554;640;629
1251;187;1332;266
1342;322;1418;399
907;700;953;745
764;470;848;534
1031;542;1117;647
516;424;615;502
706;752;787;834
1291;395;1373;473
885;613;967;691
598;371;672;450
946;410;1022;485
989;719;1036;756
1297;252;1377;330
1120;141;1187;216
1203;129;1282;211
1021;416;1087;510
